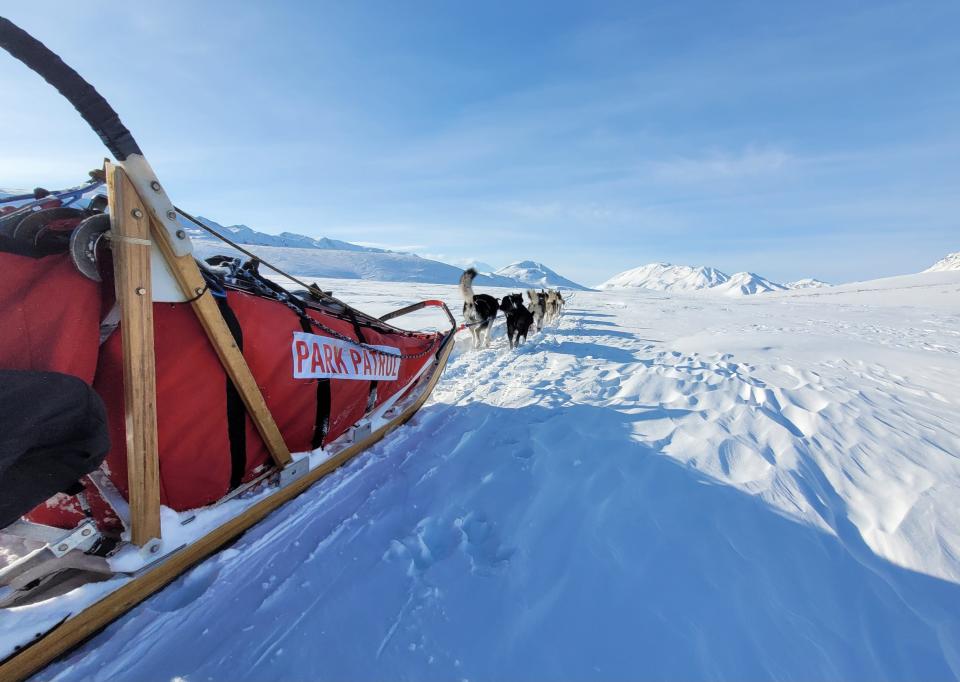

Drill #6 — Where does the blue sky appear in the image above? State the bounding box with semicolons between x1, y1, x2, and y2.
3;2;959;285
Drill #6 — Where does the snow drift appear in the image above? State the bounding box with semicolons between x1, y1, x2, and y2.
36;268;960;682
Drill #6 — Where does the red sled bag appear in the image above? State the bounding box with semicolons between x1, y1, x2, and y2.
96;287;438;512
0;251;101;383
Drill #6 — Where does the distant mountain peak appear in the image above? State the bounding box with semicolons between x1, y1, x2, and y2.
598;263;729;292
494;261;590;291
786;278;830;289
924;252;960;273
599;262;813;296
712;271;787;296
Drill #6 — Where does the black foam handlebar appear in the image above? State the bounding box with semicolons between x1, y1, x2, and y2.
0;16;142;161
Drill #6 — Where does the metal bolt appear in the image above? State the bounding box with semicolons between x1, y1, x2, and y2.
166;210;177;221
195;287;204;295
57;544;68;552
150;544;160;554
176;230;186;239
136;287;146;295
81;528;92;537
131;208;144;219
150;180;161;191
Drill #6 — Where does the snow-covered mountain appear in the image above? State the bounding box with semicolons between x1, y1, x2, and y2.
924;252;960;273
598;262;829;297
786;278;830;289
186;217;387;253
712;271;787;296
458;259;498;274
598;263;730;292
494;260;590;291
186;216;525;288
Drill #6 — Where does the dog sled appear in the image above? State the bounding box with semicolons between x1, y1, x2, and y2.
0;18;456;680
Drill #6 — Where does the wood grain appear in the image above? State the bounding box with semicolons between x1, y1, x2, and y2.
106;163;161;545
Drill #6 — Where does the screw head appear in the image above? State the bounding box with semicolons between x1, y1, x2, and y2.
131;208;144;219
81;528;92;536
136;287;146;295
195;287;204;295
150;544;160;554
150;180;161;191
57;543;69;552
176;229;186;239
166;210;177;221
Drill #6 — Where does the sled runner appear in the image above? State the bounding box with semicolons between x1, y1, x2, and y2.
0;18;456;680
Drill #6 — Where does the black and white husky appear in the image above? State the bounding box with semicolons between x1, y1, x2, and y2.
499;293;534;348
460;268;499;348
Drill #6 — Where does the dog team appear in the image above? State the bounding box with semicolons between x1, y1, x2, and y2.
459;268;565;349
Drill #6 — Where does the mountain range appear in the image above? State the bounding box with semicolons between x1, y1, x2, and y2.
598;263;826;296
184;216;589;290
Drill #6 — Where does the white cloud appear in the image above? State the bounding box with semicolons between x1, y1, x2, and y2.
651;147;793;183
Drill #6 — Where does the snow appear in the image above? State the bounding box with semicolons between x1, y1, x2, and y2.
494;260;590;290
598;263;832;297
185;216;388;253
598;262;729;292
926;252;960;273
710;271;787;296
27;267;960;681
190;237;523;288
786;277;831;289
185;217;589;289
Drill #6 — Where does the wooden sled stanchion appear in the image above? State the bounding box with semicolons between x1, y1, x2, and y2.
106;162;162;546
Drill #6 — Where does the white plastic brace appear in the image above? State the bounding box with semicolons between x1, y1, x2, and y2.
118;154;192;303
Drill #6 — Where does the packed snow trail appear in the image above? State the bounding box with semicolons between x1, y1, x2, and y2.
42;272;960;681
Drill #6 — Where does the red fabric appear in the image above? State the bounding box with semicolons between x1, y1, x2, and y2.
227;291;316;476
365;327;437;409
25;477;124;533
0;251;101;383
0;251;105;528
97;301;234;510
300;309;369;446
1;249;443;520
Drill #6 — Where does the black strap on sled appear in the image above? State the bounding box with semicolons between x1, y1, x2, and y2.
0;17;142;161
297;317;331;450
344;307;379;413
214;296;248;491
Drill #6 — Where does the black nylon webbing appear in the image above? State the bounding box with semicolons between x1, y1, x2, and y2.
215;296;247;490
298;316;331;449
344;307;378;412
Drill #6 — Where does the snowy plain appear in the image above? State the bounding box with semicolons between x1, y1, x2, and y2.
37;268;960;681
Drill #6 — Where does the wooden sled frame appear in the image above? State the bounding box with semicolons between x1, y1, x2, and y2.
0;18;459;680
0;173;456;677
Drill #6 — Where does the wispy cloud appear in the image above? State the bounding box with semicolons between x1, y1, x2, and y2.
650;147;793;184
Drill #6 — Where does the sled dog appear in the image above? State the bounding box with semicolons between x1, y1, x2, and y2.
546;289;563;323
527;289;547;331
460;268;498;348
499;293;534;349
